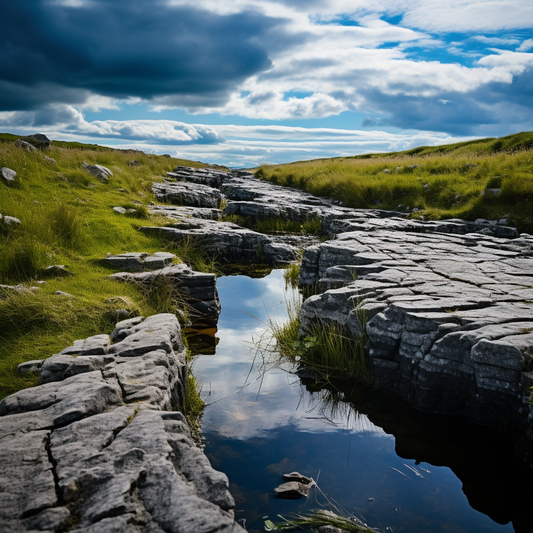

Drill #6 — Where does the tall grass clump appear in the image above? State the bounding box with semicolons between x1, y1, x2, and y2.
49;202;87;249
269;295;368;383
0;236;50;282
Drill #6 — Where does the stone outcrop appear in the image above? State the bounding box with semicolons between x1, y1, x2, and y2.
299;229;533;443
20;134;52;150
0;314;244;533
141;218;299;265
110;264;221;325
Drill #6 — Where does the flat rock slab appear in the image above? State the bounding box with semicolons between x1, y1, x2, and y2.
150;204;222;220
299;230;533;433
153;181;222;208
0;313;244;533
141;219;299;265
102;252;176;272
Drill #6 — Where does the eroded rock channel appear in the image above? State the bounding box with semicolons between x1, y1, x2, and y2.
2;165;533;532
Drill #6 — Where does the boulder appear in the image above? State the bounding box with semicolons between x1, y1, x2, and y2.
0;167;16;183
15;139;38;153
20;133;51;149
82;161;113;182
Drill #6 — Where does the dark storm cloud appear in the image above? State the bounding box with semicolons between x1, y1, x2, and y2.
0;0;284;111
360;67;533;135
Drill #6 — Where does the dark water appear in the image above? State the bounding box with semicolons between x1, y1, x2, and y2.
190;270;532;533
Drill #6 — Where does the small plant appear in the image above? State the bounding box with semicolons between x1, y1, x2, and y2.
181;372;205;441
283;261;301;289
266;510;377;532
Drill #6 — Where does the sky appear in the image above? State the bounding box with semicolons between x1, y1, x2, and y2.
1;0;532;167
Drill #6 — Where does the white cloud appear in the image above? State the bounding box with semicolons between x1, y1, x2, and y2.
0;109;477;166
517;38;533;52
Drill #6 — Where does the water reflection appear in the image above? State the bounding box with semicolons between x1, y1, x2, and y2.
191;269;532;533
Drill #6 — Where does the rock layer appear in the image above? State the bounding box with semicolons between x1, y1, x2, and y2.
0;313;244;533
299;228;533;445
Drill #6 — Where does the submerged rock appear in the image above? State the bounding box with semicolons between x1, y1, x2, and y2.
274;481;310;499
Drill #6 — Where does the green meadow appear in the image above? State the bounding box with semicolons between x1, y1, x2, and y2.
255;131;533;234
0;135;212;400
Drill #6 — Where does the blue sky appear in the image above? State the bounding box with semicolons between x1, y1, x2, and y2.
1;0;532;167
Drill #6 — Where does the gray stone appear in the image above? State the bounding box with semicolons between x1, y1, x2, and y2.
153;181;222;209
43;264;71;277
82;161;113;182
0;313;244;533
128;159;141;166
15;139;38;153
17;359;44;374
110;266;220;324
274;481;310;499
20;134;51;149
297;228;533;434
1;167;17;183
102;252;176;272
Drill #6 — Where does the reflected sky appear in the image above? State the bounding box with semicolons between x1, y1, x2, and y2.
192;270;516;533
192;270;385;438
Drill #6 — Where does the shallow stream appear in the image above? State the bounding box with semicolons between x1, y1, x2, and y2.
189;269;532;533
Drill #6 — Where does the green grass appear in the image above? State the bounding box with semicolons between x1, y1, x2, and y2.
269;291;368;384
254;131;533;234
0;135;211;399
267;510;376;532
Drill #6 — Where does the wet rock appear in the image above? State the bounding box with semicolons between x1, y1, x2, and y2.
283;471;314;484
1;167;17;183
82;161;113;182
274;481;310;499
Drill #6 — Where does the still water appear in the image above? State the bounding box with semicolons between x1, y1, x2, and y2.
190;270;531;533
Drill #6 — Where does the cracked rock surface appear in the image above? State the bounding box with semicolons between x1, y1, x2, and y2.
299;229;533;439
0;313;244;533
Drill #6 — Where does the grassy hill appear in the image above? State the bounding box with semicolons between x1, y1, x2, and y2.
0;135;214;399
255;131;533;234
